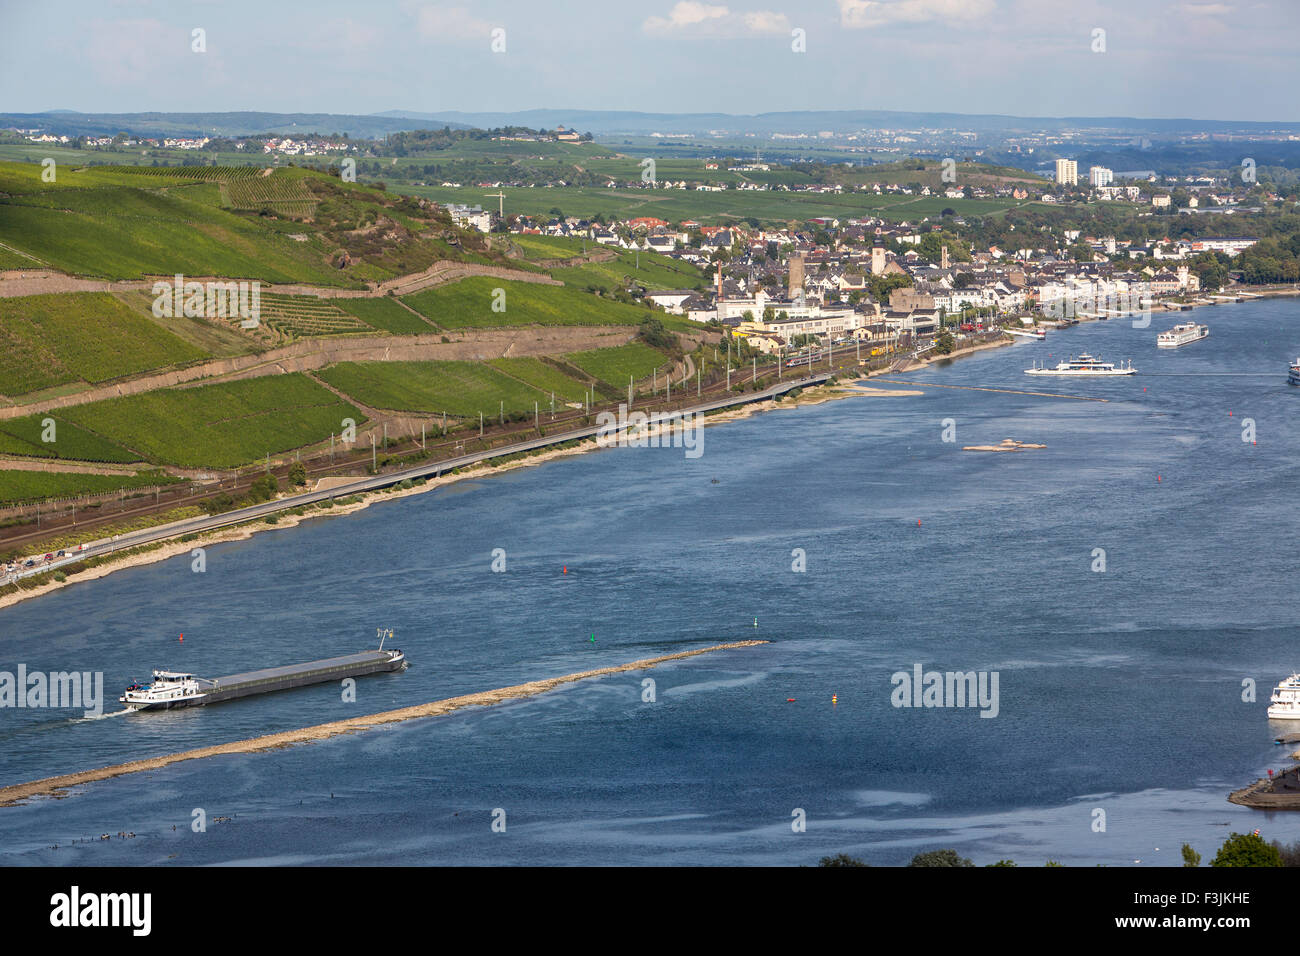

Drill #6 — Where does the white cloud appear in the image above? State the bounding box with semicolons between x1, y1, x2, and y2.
839;0;996;29
644;2;790;36
644;2;731;32
741;10;793;34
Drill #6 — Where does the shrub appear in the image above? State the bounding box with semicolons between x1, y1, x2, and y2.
1212;832;1282;867
908;849;974;867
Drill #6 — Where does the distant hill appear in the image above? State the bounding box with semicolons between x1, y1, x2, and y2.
0;111;475;140
8;109;1300;143
377;108;1300;136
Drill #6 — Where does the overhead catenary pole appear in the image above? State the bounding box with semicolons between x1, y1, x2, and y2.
371;433;376;470
480;412;483;438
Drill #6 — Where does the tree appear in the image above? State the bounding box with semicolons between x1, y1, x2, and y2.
818;853;869;867
1211;832;1282;867
288;463;308;487
1181;843;1201;867
932;331;956;355
908;848;973;867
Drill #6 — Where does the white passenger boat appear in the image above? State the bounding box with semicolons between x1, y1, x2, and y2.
1268;674;1300;719
1024;353;1136;376
1157;323;1208;349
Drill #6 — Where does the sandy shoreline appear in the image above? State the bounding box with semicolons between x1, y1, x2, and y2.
0;346;989;614
0;640;768;807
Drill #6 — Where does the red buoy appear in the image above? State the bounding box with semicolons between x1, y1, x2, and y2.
179;633;183;642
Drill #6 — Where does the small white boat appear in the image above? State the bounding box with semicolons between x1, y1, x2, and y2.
1157;323;1208;349
1268;674;1300;719
1025;353;1136;376
1006;327;1046;340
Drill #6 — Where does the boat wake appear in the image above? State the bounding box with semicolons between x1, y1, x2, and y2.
75;708;131;722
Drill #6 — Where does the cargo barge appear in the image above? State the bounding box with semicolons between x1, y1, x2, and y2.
119;648;406;711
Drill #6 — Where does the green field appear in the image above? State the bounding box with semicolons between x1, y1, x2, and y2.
400;182;1032;226
0;292;208;396
487;357;590;403
56;374;364;468
402;278;657;330
0;161;507;286
0;413;139;462
0;468;180;506
551;246;704;292
0;164;348;283
317;360;549;417
335;296;435;334
504;234;594;260
258;293;371;337
564;342;671;385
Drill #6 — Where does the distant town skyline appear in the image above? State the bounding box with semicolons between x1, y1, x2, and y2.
2;0;1296;123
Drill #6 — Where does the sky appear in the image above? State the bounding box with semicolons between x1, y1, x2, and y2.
0;0;1295;122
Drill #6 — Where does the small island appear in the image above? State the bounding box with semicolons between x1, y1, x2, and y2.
961;438;1047;452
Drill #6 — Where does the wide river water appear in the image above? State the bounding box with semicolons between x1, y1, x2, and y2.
2;299;1299;866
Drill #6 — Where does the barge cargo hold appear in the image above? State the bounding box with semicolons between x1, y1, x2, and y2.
120;649;407;711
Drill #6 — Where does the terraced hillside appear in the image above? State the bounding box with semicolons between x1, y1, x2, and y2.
0;292;207;397
0;161;511;286
402;277;692;331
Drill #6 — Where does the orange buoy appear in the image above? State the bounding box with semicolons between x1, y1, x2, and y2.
563;566;567;574
179;633;183;642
